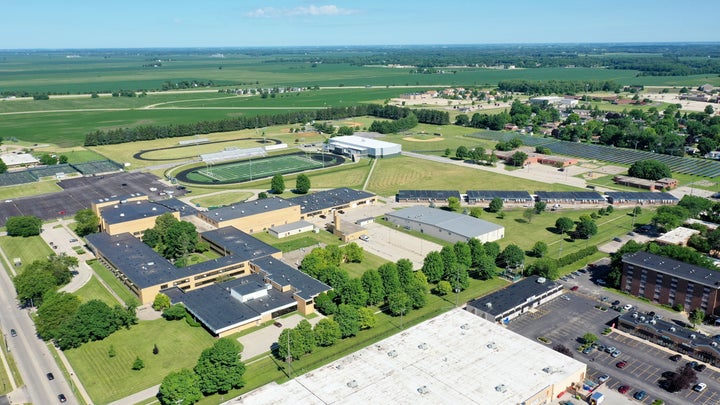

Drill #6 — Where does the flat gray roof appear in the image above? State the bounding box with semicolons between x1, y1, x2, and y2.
385;206;503;239
233;309;586;404
328;135;400;150
203;197;298;222
269;220;314;233
201;227;281;262
622;251;720;289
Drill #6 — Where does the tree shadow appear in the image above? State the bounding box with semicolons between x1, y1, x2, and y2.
515;218;528;224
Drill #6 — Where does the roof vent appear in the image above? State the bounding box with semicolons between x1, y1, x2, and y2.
152;207;157;211
418;343;428;350
670;327;676;332
486;342;496;349
347;380;358;388
387;350;398;358
495;384;507;393
460;323;470;330
691;334;697;339
537;277;546;284
120;213;125;217
485;302;492;308
417;386;430;394
713;342;718;347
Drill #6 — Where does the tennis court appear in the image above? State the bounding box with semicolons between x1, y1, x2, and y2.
176;152;344;185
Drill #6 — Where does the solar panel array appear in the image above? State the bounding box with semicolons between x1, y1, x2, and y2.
605;191;679;203
466;132;720;178
466;190;533;202
535;191;605;201
397;190;461;201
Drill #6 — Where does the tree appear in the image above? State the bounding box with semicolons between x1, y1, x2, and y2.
689;308;705;327
534;201;547;214
488;197;504;213
476;255;497;280
162;304;187;320
665;364;697;392
628;159;671;181
343;242;364;263
294;319;317;355
153;293;171;311
357;307;377;329
158;369;202;405
35;292;81;340
555;217;575;234
340;278;369;307
467;239;485;267
55;299;118;349
583;332;598;344
553;344;574;358
447;196;461;212
14;263;58;307
377;262;401;299
484;242;500;260
422;251;444;283
314;292;338;315
334;304;360;337
453;242;472;268
574;217;598;239
705;105;715;115
469;207;483;218
74;209;99;237
313;318;341;346
500;244;525;268
295;174;311;194
510;151;528;167
58;155;68;164
455;145;469;159
523;208;535;223
678;195;713;218
132;357;145;370
0;160;7;174
194;338;246;394
6;215;42;237
39;153;56;165
361;269;385;306
529;258;560;280
387;292;411;316
531;241;548;258
270;174;285;194
652;205;690;231
435;280;452;295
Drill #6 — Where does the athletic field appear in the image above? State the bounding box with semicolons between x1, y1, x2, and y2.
177;152;343;184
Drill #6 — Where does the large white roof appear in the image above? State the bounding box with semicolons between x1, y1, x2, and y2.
229;309;585;405
328;135;400;150
0;153;39;166
386;206;504;239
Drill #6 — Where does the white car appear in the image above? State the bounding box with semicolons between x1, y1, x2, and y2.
359;235;369;241
693;383;707;392
622;304;633;311
598;374;610;383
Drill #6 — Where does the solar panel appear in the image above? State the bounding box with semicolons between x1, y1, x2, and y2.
535;191;604;201
466;190;533;202
397;190;461;201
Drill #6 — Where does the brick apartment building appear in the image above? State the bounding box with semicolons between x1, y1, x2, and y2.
621;251;720;315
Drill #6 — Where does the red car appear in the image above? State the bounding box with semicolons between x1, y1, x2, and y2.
570;286;579;291
616;361;628;368
618;385;631;394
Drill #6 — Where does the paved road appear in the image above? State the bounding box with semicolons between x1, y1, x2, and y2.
0;256;76;404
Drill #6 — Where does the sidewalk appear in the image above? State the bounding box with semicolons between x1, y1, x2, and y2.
53;347;93;405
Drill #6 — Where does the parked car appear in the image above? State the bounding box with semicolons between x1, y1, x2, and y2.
570;286;579;291
687;361;699;369
598;374;610;383
633;390;648;400
605;346;616;353
622;304;633;311
561;295;571;301
597;344;606;352
58;394;67;403
616;361;628;369
618;385;631;394
670;354;682;362
359;235;369;241
47;372;54;380
611;350;622;358
661;371;677;378
582;347;593;355
10;329;16;337
596;279;607;285
695;363;707;372
694;383;707;392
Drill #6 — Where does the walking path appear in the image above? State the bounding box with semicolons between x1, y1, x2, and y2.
362;158;377;191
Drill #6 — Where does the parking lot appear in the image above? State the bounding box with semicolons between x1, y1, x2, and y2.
508;283;720;404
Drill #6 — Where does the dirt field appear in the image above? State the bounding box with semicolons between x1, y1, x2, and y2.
402;136;443;142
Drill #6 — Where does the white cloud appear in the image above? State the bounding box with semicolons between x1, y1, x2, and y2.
245;5;357;18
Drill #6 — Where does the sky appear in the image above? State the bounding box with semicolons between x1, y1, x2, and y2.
2;0;719;49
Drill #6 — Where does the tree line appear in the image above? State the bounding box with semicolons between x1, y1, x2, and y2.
497;80;622;95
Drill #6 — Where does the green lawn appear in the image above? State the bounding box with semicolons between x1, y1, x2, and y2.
65;318;216;404
0;235;53;272
366;155;580;196
252;231;343;252
87;260;138;306
342;250;389;279
189;191;255;208
73;275;121;306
